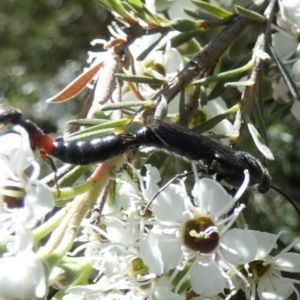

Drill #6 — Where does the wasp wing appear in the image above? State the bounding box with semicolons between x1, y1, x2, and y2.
146;116;250;172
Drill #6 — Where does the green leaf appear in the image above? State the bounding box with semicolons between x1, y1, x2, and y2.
190;0;233;19
235;5;266;23
246;120;274;160
115;73;166;85
67;118;112;126
193;61;253;85
224;80;254;88
137;35;166;61
252;95;268;147
101;100;154;111
123;1;166;26
58;166;89;188
208;80;227;100
183;8;218;20
127;0;143;9
97;0;137;24
193;102;241;133
170;31;200;48
170;18;203;32
66;118;131;141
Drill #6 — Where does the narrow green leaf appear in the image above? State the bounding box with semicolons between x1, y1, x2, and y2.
98;0;126;16
170;31;200;48
193;61;253;85
235;5;266;23
115;73;166;85
101;100;154;111
246;119;274;160
225;80;254;88
65;128;118;141
170;18;203;32
183;9;218;20
193;102;241;133
127;0;143;9
97;0;137;24
137;35;166;61
190;0;233;19
123;1;166;26
66;118;131;140
67;119;110;126
252;95;268;146
58;166;89;188
256;72;267;138
269;44;300;102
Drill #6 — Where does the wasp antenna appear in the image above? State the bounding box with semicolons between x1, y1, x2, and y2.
142;170;194;215
270;185;300;217
45;156;60;197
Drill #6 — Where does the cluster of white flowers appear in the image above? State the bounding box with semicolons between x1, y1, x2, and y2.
272;0;300;118
63;164;300;300
0;126;54;300
58;0;300;298
3;0;300;299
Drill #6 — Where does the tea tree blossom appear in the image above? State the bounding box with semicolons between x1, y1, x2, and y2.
64;164;258;299
271;0;300;118
232;230;300;300
0;126;54;300
3;0;300;299
0;227;47;300
0;127;54;231
140;164;256;297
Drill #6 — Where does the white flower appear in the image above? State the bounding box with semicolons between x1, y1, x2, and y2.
271;76;293;104
0;226;47;300
122;34;184;102
140;164;256;296
199;97;233;135
233;230;300;300
66;164;189;299
0;127;54;232
271;1;300;119
116;164;161;212
272;0;300;60
0;126;36;181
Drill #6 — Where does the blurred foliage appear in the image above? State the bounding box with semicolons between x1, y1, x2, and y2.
1;0;300;242
0;0;111;132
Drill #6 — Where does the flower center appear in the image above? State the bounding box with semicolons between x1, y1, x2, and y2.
128;258;148;276
241;260;272;284
182;217;219;253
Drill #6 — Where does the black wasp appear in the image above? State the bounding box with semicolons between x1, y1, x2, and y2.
0;105;270;194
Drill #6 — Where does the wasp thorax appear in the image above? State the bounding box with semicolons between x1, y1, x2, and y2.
182;217;219;253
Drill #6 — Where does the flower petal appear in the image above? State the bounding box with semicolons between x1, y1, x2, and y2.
153;184;185;222
156;235;182;273
0;251;46;300
257;275;293;300
192;178;232;215
189;260;227;296
275;252;300;272
140;234;163;275
249;230;278;259
221;229;257;264
152;286;184;300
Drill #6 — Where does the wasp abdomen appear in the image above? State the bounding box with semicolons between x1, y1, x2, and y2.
52;134;140;165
